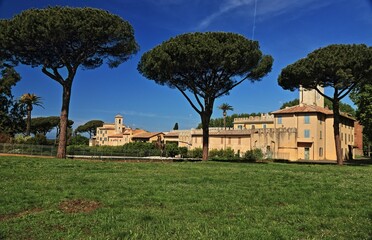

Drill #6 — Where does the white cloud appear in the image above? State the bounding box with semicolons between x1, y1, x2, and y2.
197;0;336;29
197;0;253;29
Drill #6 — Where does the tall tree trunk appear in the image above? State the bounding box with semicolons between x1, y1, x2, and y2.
202;115;210;161
25;105;32;136
201;100;213;161
57;83;72;158
332;99;343;165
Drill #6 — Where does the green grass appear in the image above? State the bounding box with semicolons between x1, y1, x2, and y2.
0;156;371;239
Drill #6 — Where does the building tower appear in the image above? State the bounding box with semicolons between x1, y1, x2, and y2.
115;114;123;134
299;86;324;107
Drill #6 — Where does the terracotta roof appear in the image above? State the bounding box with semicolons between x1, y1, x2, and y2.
271;104;333;115
165;132;180;137
271;104;355;120
192;130;252;136
132;132;163;139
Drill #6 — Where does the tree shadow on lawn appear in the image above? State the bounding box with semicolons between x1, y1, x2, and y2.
274;158;372;166
210;159;269;164
211;158;372;166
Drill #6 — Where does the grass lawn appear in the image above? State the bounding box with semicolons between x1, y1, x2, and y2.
0;156;371;239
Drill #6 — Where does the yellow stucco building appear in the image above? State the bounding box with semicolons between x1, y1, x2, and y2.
164;87;357;161
91;115;164;146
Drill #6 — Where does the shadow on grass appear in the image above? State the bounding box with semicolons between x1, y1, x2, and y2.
210;157;372;166
274;158;372;166
210;159;269;164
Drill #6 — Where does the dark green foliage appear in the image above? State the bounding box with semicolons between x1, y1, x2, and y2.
0;65;25;136
138;32;273;94
209;148;237;160
325;98;356;117
187;148;203;158
67;142;161;157
243;148;264;162
278;44;372;93
30;116;73;137
173;122;179;130
75;120;103;138
280;99;299;109
30;117;59;136
67;142;190;158
0;6;139;69
69;135;89;146
178;147;188;158
351;82;372;142
138;32;273;160
165;143;179;157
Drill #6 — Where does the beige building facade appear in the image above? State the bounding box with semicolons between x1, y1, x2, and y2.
164;88;358;161
233;113;274;130
91;115;164;146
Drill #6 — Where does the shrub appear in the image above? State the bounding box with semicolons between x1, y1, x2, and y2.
165;143;179;157
14;134;48;145
69;135;89;146
188;148;203;158
178;147;188;158
243;148;264;162
209;148;238;160
14;135;33;144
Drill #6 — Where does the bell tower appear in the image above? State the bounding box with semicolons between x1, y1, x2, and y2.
115;114;123;134
299;86;324;107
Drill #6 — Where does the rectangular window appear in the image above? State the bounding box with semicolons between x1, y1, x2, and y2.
263;124;267;129
319;147;323;157
238;125;243;130
277;116;282;124
304;115;310;124
320;131;322;139
304;129;310;138
238;137;241;145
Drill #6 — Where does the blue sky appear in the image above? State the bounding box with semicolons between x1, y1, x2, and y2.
1;0;372;133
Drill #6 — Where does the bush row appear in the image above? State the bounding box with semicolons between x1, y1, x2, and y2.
66;143;265;161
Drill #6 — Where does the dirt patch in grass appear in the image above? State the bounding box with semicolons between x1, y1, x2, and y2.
0;208;43;221
58;199;102;213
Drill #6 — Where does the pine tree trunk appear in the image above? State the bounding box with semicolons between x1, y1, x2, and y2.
201;102;213;161
57;84;72;158
202;124;209;161
333;100;343;165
